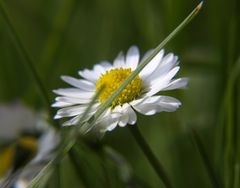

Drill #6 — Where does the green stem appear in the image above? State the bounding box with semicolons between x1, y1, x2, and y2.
223;57;240;188
0;1;58;128
40;0;78;74
128;125;173;188
234;163;239;188
191;128;223;188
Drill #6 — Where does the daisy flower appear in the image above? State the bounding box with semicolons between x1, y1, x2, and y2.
52;46;188;132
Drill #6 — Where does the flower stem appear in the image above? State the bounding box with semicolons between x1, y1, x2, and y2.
128;125;173;188
0;1;58;128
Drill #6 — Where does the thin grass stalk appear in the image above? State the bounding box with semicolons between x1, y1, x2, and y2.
128;125;173;188
191;128;223;188
68;148;91;188
215;57;240;185
224;2;238;185
27;86;105;187
224;57;240;188
233;163;239;188
0;1;58;128
25;0;78;103
27;157;56;188
52;164;61;188
40;0;78;73
225;87;234;188
232;62;239;188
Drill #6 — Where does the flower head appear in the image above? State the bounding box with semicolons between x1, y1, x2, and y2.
52;46;188;132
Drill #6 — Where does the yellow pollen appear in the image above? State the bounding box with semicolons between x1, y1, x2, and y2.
96;68;142;107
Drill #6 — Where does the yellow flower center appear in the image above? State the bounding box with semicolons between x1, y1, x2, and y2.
96;68;142;107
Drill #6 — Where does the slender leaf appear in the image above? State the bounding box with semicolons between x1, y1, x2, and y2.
191;128;223;188
0;1;58;129
129;125;173;188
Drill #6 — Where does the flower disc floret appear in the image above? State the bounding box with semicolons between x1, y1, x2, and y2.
96;68;142;107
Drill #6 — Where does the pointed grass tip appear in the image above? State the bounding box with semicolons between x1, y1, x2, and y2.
197;1;204;10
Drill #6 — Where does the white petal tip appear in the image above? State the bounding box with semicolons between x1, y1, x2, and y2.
54;115;61;119
118;122;127;127
198;1;204;10
129;45;139;52
60;75;67;80
128;121;136;125
52;89;59;94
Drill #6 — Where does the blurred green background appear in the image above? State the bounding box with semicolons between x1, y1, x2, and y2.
0;0;239;187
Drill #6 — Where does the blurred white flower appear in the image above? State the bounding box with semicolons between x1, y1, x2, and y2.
0;102;60;187
0;102;37;140
52;46;188;132
13;129;60;188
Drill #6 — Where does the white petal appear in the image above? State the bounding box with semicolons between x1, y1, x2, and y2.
141;49;154;62
55;96;91;104
113;52;125;68
62;104;98;126
97;108;111;122
125;104;137;125
130;96;160;106
115;105;129;127
118;114;129;127
107;121;119;131
144;53;178;83
99;61;113;70
139;50;164;79
51;101;72;107
62;115;81;126
78;69;100;82
55;103;99;119
125;46;139;70
61;76;95;91
131;96;181;115
53;88;94;98
145;66;180;96
93;64;107;74
111;104;136;127
79;108;112;133
114;104;129;127
54;105;86;119
53;114;63;119
97;113;121;132
154;96;181;112
162;78;189;91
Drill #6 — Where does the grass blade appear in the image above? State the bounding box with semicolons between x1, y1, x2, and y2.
27;158;55;188
191;128;223;188
129;125;174;188
234;163;239;188
40;0;78;74
27;86;105;187
224;57;240;188
0;1;58;128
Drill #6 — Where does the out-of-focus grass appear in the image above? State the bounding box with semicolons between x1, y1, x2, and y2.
0;0;239;187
